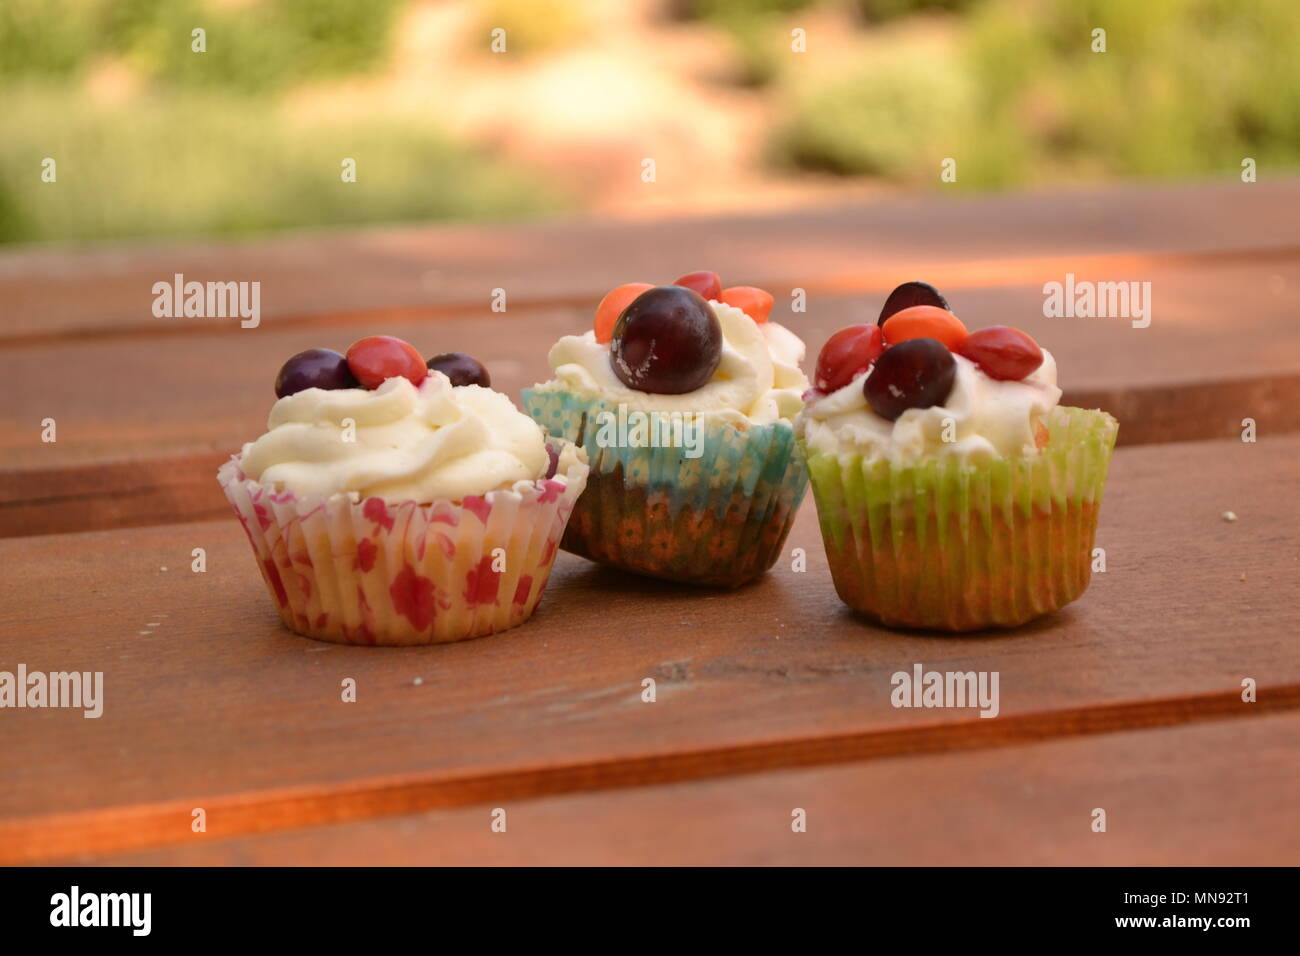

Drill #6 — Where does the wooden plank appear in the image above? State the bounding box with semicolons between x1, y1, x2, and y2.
3;257;1298;535
1;434;1296;863
3;178;1298;343
71;712;1300;866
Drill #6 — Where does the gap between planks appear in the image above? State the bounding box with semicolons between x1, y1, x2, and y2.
3;684;1296;865
4;242;1300;349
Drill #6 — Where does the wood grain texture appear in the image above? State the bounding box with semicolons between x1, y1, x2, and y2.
4;256;1298;536
3;178;1298;342
73;712;1300;866
4;184;1296;865
1;434;1296;863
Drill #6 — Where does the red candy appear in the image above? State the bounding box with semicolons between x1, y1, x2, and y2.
673;270;722;302
346;335;427;389
720;285;774;323
814;324;885;392
955;325;1043;381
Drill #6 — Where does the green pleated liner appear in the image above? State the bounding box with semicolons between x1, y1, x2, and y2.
803;405;1118;631
522;386;808;587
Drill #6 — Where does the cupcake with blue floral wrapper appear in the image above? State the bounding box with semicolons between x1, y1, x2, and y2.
522;270;809;587
218;336;588;646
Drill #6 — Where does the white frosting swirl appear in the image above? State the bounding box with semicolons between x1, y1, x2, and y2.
534;301;808;425
239;373;549;501
797;350;1062;464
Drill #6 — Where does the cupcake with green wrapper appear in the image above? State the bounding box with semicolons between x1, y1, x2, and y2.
523;270;809;587
798;281;1118;631
218;336;588;646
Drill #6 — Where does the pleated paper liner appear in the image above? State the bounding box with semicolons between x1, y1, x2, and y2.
522;387;808;587
217;441;589;646
803;405;1118;631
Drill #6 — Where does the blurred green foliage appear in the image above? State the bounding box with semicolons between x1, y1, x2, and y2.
685;0;816;19
689;0;973;86
772;0;1300;186
853;0;977;21
0;0;558;243
775;35;971;174
1;0;403;92
684;0;813;87
3;0;1297;244
0;87;559;244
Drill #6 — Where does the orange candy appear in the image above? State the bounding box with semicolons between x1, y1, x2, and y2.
719;286;774;323
594;282;654;343
880;305;968;350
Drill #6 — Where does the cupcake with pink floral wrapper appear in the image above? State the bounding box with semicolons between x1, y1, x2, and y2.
218;337;588;646
798;281;1117;631
522;271;809;587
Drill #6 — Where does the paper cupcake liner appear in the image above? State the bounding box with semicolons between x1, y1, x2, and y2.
803;406;1118;631
216;442;589;646
521;387;808;587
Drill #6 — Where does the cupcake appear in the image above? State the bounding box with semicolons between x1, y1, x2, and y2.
218;336;589;646
798;281;1118;631
522;270;809;587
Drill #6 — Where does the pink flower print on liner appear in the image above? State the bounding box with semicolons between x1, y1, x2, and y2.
363;497;395;532
512;574;534;606
434;532;456;560
463;496;492;525
429;503;459;526
355;537;378;573
254;503;273;532
262;559;288;607
464;555;501;606
390;564;436;632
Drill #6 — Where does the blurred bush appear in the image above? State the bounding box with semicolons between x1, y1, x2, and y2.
772;0;1300;186
0;0;558;243
853;0;977;21
0;86;559;243
682;0;814;87
4;0;1296;243
2;0;403;92
774;34;971;174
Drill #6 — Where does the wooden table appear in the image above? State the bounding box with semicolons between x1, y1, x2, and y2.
2;179;1298;865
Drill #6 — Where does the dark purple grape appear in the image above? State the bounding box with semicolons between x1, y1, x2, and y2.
863;338;956;421
878;281;949;326
609;286;721;394
275;348;358;398
427;352;490;388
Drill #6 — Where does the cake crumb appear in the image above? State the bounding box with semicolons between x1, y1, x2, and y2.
1222;511;1237;522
